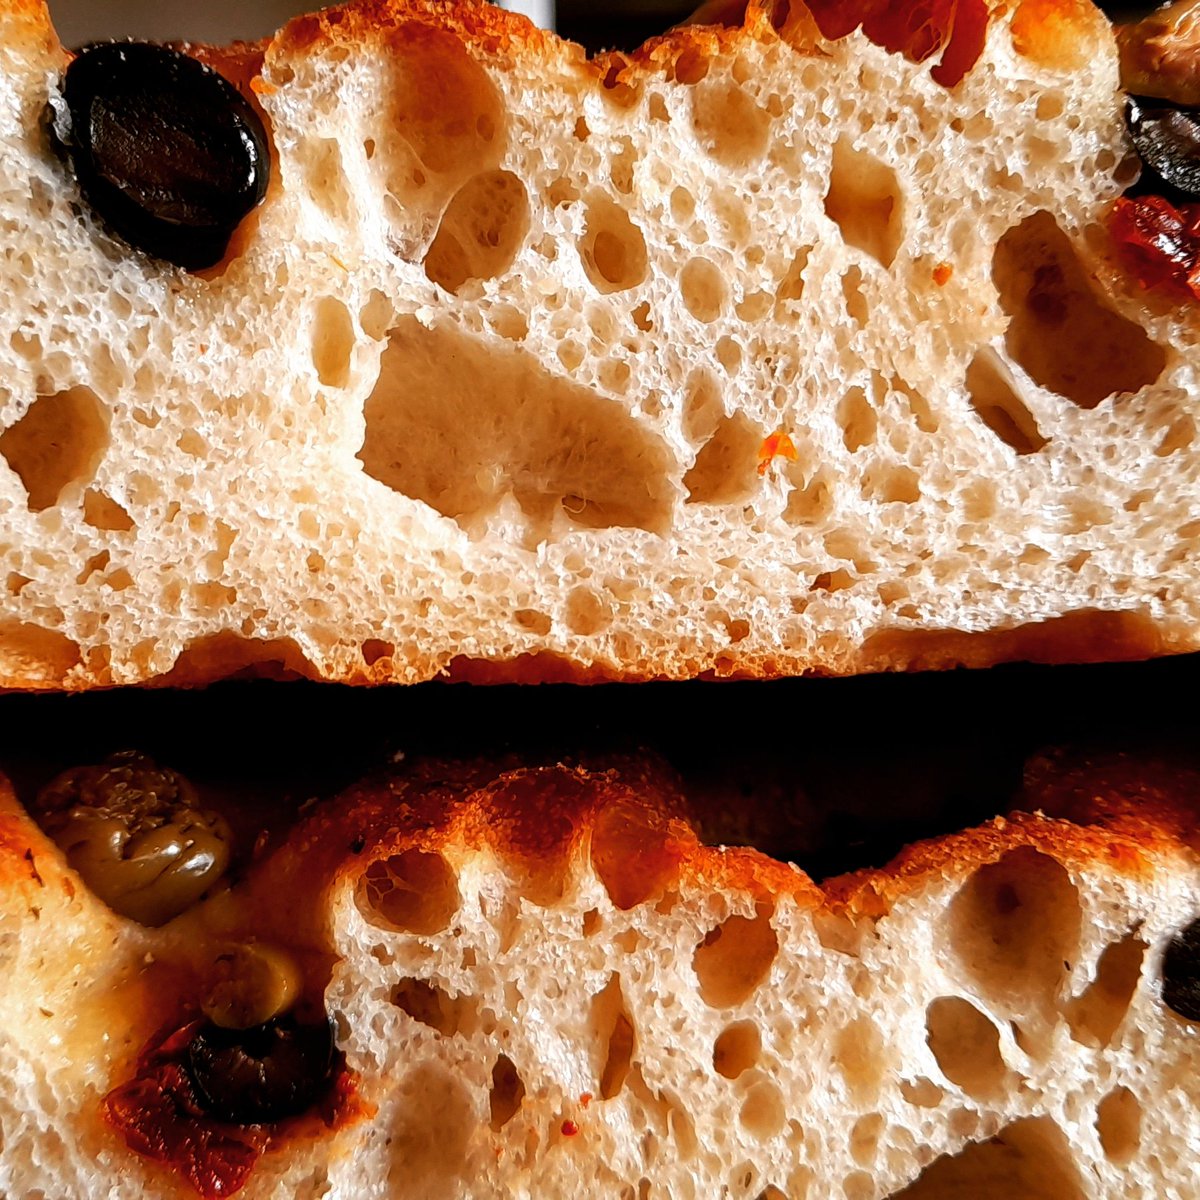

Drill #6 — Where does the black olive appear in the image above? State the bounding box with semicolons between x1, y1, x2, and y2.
185;1015;335;1125
1161;916;1200;1021
49;42;269;270
1125;95;1200;201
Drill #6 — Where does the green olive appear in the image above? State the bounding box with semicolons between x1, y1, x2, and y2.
35;751;232;926
202;942;302;1030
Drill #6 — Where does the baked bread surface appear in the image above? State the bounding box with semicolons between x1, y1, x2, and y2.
0;0;1197;687
0;748;1197;1196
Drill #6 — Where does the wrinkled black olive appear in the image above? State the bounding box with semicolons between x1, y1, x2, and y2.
1161;916;1200;1021
49;42;269;270
185;1015;335;1125
1125;95;1200;200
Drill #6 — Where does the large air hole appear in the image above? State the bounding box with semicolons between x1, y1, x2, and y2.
1064;933;1146;1047
784;464;835;525
684;412;762;504
965;347;1047;454
890;1117;1085;1199
0;621;82;686
946;848;1081;1024
312;297;356;388
992;212;1165;408
713;1021;761;1078
358;318;674;536
386;1065;473;1196
694;905;778;1008
579;196;648;293
838;386;876;452
691;80;771;167
1095;1086;1141;1164
863;464;920;504
82;489;134;532
0;386;108;511
824;139;904;268
489;1055;526;1130
680;257;728;322
774;247;810;309
683;369;724;444
356;849;460;935
739;1078;786;1140
833;1016;887;1105
925;997;1007;1098
163;633;316;684
592;974;635;1099
385;26;504;178
299;138;352;220
590;800;682;910
391;977;476;1036
424;170;530;293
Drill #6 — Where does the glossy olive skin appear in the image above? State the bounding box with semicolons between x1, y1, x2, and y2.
203;942;303;1030
1125;95;1200;201
185;1015;336;1125
35;751;232;925
50;42;269;269
1162;917;1200;1021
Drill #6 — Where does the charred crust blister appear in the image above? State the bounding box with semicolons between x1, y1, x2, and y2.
47;41;269;270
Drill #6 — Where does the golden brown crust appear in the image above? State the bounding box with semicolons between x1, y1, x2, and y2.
48;746;1182;964
3;746;1196;963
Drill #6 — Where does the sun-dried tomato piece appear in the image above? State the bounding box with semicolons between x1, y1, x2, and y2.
1110;193;1200;298
103;1016;367;1199
803;0;987;87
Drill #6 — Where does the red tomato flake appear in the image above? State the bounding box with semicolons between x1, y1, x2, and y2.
561;1119;580;1137
803;0;987;88
102;1019;368;1200
1110;195;1200;299
578;1093;593;1108
932;262;953;285
757;429;799;477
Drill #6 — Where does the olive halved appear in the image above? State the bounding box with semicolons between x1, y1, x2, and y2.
185;1015;336;1125
49;41;270;270
1125;94;1200;200
203;942;303;1031
35;751;232;926
1161;916;1200;1021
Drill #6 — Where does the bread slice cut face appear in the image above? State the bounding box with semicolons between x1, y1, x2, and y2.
0;0;1197;686
0;749;1197;1197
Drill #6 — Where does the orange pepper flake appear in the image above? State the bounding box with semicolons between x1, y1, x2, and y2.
579;1093;593;1108
932;262;953;286
757;429;799;477
561;1119;580;1137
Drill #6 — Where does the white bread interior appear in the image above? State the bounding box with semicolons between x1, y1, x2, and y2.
1;0;1198;687
0;750;1196;1198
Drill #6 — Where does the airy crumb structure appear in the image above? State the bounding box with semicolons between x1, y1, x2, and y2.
0;0;1198;687
0;750;1196;1197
